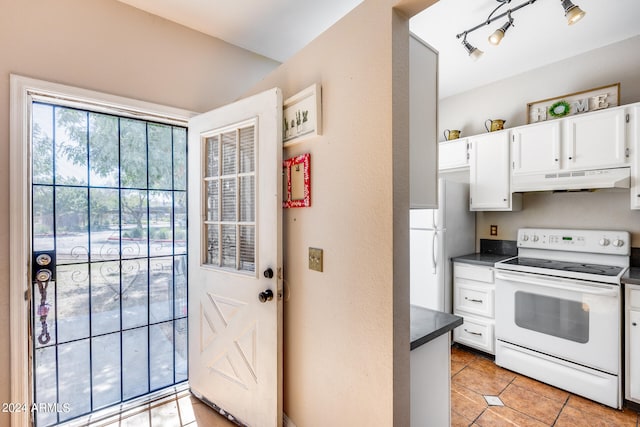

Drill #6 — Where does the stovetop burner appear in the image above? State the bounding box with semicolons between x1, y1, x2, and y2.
501;257;624;277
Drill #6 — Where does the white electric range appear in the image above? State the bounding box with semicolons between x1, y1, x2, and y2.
494;228;630;409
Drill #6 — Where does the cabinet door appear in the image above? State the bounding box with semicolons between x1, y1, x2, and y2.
630;105;640;209
469;131;512;210
439;139;468;171
512;121;561;175
563;108;628;171
409;35;438;208
630;310;640;401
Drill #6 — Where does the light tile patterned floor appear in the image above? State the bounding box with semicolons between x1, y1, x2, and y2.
87;391;236;427
451;345;640;427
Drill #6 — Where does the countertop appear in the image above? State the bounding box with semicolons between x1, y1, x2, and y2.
410;305;462;351
622;267;640;286
452;253;515;267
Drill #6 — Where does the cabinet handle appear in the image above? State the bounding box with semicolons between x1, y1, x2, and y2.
633;322;638;326
554;158;559;162
464;329;482;336
568;156;573;160
464;297;483;303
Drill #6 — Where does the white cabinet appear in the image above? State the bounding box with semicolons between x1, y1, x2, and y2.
512;120;561;175
626;285;640;403
453;262;496;354
439;138;469;171
409;35;438;209
562;107;628;171
469;131;522;211
630;105;640;209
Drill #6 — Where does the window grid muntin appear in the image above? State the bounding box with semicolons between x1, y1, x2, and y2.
202;121;256;274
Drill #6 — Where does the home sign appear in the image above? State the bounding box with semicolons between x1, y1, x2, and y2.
527;83;620;124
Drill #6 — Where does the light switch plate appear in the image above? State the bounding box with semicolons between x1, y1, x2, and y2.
309;247;323;272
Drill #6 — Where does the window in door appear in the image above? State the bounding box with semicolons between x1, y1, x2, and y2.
31;100;188;426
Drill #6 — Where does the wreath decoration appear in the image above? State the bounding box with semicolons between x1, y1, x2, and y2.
548;100;571;118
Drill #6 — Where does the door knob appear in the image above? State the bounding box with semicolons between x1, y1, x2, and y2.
258;289;274;303
263;268;274;279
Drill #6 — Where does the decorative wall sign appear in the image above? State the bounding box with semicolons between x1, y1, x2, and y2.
283;153;311;208
283;84;322;146
526;83;620;124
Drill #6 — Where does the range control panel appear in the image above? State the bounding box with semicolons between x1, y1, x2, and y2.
517;228;630;255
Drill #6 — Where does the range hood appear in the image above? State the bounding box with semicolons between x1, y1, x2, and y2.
512;167;630;193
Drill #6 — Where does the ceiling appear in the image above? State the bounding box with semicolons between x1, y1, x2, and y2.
116;0;640;99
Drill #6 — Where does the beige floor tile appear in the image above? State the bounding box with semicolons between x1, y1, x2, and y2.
451;360;467;377
150;400;181;427
452;346;478;366
555;404;637;427
499;383;564;425
564;395;638;426
451;382;488;421
511;374;570;403
191;401;238;427
452;365;513;396
468;356;517;383
451;409;474;427
475;406;549;427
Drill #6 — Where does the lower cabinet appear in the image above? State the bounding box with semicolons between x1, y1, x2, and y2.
453;262;496;354
627;285;640;403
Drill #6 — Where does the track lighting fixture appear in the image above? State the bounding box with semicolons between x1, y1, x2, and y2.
456;0;586;61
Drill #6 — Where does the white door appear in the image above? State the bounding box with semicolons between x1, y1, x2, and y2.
630;310;640;400
188;88;283;427
469;131;511;210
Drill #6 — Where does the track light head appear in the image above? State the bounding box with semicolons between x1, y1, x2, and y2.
561;0;586;25
488;16;513;45
462;36;484;61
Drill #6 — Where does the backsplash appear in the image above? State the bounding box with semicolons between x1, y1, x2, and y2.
480;239;517;256
631;248;640;267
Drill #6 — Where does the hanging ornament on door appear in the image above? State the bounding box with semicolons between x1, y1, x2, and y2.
35;269;52;345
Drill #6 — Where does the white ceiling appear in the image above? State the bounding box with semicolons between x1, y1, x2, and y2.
116;0;640;99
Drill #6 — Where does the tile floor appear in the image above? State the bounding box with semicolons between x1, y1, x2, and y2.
451;345;640;427
86;390;235;427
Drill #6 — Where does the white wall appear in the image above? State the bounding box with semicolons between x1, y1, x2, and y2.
0;1;278;425
244;0;437;425
438;35;640;246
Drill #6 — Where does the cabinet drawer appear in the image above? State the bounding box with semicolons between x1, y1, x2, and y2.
630;289;640;310
455;281;494;318
453;315;495;354
454;263;494;283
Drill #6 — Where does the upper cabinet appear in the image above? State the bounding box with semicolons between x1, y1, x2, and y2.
512;120;561;175
439;138;469;171
631;105;640;209
409;35;438;209
469;131;522;211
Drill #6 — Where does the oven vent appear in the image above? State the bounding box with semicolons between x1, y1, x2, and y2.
513;167;630;193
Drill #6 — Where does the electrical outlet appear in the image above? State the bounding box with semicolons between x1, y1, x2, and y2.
490;225;498;236
309;247;323;272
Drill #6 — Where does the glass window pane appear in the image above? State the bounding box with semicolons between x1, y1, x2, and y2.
120;118;147;189
56;186;89;264
123;327;149;399
515;291;589;343
173;127;187;191
239;125;255;174
206;180;219;222
148;124;173;190
33;185;55;252
89;113;119;187
58;339;91;421
92;333;121;409
206;225;219;266
150;257;173;323
239;176;255;222
175;318;188;382
221;131;236;175
174;192;187;255
221;178;236;222
55;107;88;185
174;255;187;318
91;261;121;336
239;226;255;273
90;188;120;261
206;135;219;177
150;322;174;390
122;259;149;330
32;103;54;185
221;225;236;269
121;190;148;259
149;191;173;257
34;346;57;427
57;264;90;343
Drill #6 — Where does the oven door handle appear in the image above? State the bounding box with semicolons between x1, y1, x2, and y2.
495;271;619;296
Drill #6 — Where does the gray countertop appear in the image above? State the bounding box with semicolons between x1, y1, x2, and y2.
622;267;640;286
452;253;515;267
410;305;462;351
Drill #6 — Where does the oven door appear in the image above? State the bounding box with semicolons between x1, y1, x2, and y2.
495;270;620;374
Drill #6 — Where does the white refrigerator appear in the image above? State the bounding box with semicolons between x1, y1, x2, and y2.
410;179;475;312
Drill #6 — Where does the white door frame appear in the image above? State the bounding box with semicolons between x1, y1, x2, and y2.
9;75;194;427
